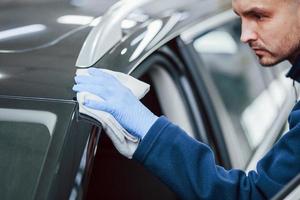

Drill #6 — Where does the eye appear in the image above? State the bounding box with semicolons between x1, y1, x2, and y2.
255;14;262;20
252;13;265;21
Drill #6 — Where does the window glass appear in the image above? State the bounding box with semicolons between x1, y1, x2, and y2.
0;122;50;200
192;19;280;160
0;107;55;200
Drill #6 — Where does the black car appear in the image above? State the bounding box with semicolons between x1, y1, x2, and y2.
0;0;298;199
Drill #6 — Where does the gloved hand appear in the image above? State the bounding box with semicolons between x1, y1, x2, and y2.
73;67;158;139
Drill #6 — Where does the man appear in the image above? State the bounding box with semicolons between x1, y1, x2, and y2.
73;0;300;199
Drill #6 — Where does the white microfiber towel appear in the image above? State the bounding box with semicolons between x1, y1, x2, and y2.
76;68;150;158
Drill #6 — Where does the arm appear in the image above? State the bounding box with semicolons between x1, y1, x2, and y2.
133;116;299;200
73;68;300;200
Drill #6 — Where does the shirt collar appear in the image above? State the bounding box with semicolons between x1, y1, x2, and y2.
286;57;300;83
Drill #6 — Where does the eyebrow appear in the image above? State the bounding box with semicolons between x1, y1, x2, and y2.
234;7;269;17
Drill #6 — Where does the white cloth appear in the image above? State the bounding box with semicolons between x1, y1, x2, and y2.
76;68;150;158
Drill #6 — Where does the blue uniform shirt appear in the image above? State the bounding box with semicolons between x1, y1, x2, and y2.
133;61;300;200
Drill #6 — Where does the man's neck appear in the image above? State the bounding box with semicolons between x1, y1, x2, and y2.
288;51;300;65
286;52;300;83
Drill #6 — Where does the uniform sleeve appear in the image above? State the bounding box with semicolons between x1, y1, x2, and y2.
133;116;300;200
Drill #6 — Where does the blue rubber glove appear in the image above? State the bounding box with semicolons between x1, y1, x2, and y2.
73;68;158;139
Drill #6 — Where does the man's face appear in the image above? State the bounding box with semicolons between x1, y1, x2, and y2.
232;0;300;66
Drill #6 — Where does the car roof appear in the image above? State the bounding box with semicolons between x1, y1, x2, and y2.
0;0;231;101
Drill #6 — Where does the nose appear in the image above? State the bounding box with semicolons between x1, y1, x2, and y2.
240;22;257;43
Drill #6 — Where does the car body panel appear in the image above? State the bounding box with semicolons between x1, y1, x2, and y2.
94;0;232;74
0;0;118;51
0;0;231;101
0;0;116;101
0;28;89;101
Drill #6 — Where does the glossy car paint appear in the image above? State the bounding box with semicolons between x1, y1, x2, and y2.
0;1;116;100
0;0;231;100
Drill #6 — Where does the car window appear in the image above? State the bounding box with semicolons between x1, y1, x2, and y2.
0;99;78;200
0;120;51;200
0;107;56;200
191;19;281;166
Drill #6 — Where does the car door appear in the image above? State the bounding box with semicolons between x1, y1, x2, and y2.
85;46;208;199
78;7;295;200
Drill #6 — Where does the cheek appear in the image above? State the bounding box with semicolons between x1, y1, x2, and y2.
257;31;278;53
281;29;300;54
279;25;300;52
259;20;295;53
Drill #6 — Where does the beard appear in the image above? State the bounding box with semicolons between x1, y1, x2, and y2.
250;35;300;67
249;43;279;66
257;53;284;67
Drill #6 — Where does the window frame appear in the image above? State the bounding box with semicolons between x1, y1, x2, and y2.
132;47;203;140
271;174;300;200
0;97;95;200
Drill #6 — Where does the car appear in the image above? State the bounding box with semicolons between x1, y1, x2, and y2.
0;0;298;199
